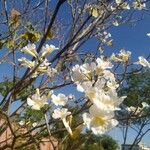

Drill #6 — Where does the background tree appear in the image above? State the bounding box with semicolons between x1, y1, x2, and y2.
118;69;150;149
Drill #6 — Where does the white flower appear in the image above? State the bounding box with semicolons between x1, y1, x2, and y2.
21;44;38;58
72;63;97;83
19;120;25;126
142;102;149;108
72;59;114;94
75;70;118;93
85;86;99;100
126;106;142;114
122;2;130;10
36;59;50;73
110;53;121;62
31;71;38;78
27;88;48;110
75;80;96;93
111;49;131;62
115;0;122;5
110;6;116;11
103;31;111;38
113;20;119;26
51;93;68;106
103;70;115;81
80;63;97;81
100;32;112;44
68;94;75;100
18;57;35;68
78;82;125;113
80;63;96;75
41;44;59;58
135;56;150;68
72;65;85;82
47;67;57;78
96;56;113;69
32;122;37;127
92;90;125;114
52;108;71;119
82;105;118;135
107;89;126;106
96;56;113;75
119;49;131;61
52;108;72;135
18;57;51;77
133;1;146;10
18;56;51;78
91;119;118;135
71;55;126;135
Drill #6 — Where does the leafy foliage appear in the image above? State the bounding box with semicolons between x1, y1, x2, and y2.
121;70;150;107
80;135;119;150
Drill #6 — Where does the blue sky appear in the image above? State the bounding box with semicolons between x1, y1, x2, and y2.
0;0;150;147
111;15;150;59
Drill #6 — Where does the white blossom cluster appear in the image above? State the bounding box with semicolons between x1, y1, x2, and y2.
71;56;126;135
114;0;146;10
27;88;50;110
97;31;113;46
27;87;73;135
135;56;150;68
132;0;146;10
18;42;150;136
111;49;131;62
18;44;58;78
126;102;149;116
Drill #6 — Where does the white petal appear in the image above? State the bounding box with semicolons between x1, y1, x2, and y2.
77;84;84;92
82;113;91;129
27;98;35;106
62;118;73;136
31;104;41;110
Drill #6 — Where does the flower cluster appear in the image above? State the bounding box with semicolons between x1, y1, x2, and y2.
126;102;149;117
72;56;126;135
135;56;150;68
26;87;73;135
132;0;146;10
111;49;131;62
115;0;130;10
97;31;113;46
52;108;72;135
113;16;122;26
51;93;73;135
22;43;150;136
20;40;150;137
115;0;146;10
27;88;50;110
18;44;58;78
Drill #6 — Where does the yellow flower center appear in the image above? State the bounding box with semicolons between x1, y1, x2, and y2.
96;67;103;76
92;116;106;126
